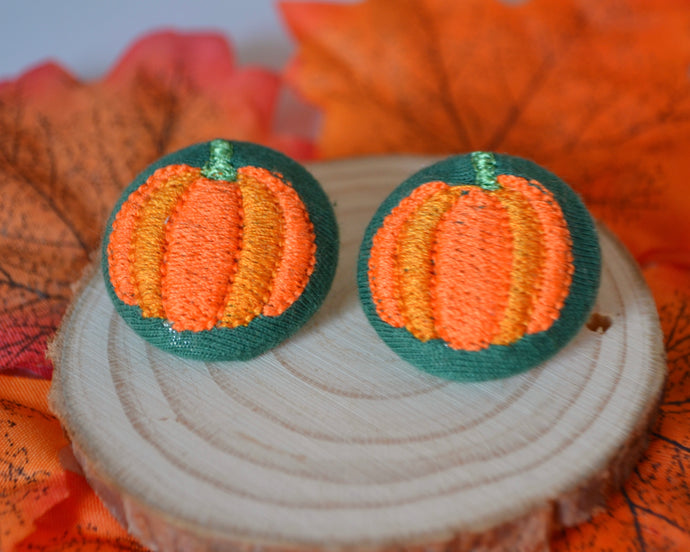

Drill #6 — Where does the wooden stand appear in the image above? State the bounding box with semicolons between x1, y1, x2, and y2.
49;156;667;552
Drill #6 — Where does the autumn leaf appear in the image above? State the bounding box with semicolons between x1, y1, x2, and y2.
0;30;311;377
0;377;67;549
550;262;690;551
282;0;690;262
283;1;690;549
0;376;146;551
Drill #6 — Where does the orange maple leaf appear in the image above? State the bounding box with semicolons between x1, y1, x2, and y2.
0;376;147;551
0;30;311;377
283;1;690;549
282;0;690;261
553;264;690;551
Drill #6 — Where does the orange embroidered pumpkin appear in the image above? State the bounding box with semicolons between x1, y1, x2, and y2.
358;152;600;381
103;139;338;361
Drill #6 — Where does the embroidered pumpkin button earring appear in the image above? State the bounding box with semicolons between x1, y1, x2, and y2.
358;152;601;381
103;139;338;361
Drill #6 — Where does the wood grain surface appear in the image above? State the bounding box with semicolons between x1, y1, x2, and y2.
49;156;667;552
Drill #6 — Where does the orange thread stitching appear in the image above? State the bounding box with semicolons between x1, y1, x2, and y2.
220;173;284;328
238;167;317;318
369;181;447;327
398;185;462;342
499;176;574;334
369;172;574;349
160;177;243;331
431;187;514;350
492;184;544;345
108;165;190;305
131;167;200;318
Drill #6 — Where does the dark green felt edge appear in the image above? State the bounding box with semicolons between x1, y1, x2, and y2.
102;140;339;362
357;153;601;382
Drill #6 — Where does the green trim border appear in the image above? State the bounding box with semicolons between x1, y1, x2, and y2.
102;140;339;362
357;153;601;382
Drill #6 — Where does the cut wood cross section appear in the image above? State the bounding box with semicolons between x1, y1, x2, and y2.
49;156;666;552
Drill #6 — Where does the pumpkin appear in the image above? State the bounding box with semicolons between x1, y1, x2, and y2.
103;139;338;361
358;152;601;381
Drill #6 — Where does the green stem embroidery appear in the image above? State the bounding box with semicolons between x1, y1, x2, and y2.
201;139;237;181
471;151;500;191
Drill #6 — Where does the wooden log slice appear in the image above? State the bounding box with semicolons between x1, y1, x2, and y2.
49;156;667;552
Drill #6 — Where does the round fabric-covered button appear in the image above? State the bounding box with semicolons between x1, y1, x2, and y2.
102;139;338;361
358;152;601;381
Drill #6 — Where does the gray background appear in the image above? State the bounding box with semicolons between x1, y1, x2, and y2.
0;1;354;80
